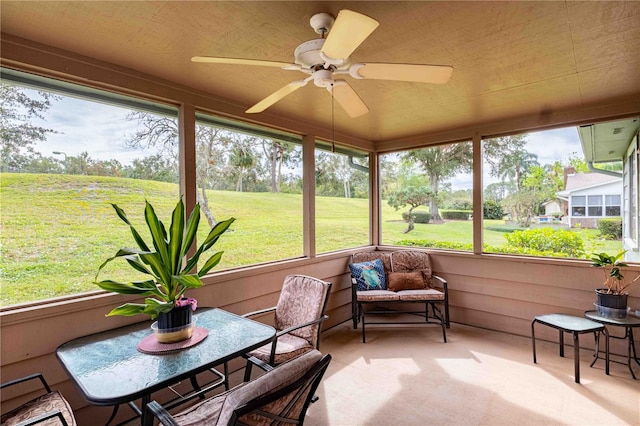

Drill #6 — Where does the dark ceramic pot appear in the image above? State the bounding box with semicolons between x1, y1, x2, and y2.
157;305;193;330
595;289;628;309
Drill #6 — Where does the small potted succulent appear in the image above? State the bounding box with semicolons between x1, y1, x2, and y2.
95;198;234;342
590;250;640;314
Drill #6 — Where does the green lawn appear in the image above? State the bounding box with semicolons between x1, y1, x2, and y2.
0;173;622;306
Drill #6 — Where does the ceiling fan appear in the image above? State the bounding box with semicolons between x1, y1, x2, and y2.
192;9;453;118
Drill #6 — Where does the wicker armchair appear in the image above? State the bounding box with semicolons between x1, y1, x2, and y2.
147;350;331;426
242;275;332;382
1;373;76;426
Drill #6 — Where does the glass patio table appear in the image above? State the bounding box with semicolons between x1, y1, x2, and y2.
56;308;275;426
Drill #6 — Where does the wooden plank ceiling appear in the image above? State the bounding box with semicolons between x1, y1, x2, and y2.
1;1;639;145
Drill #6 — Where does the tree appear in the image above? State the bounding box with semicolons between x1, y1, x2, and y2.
260;139;298;193
0;83;59;172
387;186;437;233
484;135;538;191
402;143;473;221
229;140;256;192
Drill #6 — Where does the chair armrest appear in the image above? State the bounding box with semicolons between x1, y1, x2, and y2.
1;372;51;393
275;315;328;338
431;274;448;294
17;410;69;426
146;401;180;426
242;306;277;319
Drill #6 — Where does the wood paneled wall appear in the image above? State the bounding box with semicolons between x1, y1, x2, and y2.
2;248;638;424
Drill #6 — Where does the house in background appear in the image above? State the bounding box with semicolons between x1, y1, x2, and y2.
578;118;640;262
557;172;622;229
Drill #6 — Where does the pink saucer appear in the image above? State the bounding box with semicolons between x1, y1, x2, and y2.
137;326;208;354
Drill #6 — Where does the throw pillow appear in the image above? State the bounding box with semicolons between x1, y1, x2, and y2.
349;259;387;291
387;271;426;291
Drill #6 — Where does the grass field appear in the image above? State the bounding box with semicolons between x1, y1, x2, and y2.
0;173;621;306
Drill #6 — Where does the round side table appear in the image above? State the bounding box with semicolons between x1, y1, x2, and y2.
584;310;640;379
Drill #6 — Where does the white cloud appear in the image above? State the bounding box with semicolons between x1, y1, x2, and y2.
30;91;162;165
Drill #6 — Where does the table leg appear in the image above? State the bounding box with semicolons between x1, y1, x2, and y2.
625;327;637;379
141;394;152;426
560;329;565;357
573;332;580;383
531;320;537;363
629;328;640;367
604;328;609;376
591;331;600;368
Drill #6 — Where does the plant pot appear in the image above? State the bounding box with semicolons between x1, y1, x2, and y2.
595;289;628;309
153;306;194;343
157;305;193;329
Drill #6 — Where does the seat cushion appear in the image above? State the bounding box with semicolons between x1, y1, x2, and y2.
356;290;399;302
1;391;76;426
246;334;314;365
397;288;445;301
171;391;227;425
349;259;387;291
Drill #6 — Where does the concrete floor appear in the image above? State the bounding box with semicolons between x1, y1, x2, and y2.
302;321;640;426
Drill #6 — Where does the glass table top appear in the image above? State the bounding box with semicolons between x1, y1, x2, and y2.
56;308;275;404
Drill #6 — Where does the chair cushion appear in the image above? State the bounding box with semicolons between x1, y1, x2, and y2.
387;271;426;291
246;334;314;365
349;259;387;291
220;350;323;426
391;251;434;287
171;390;227;425
356;290;399;302
1;391;77;426
397;288;445;301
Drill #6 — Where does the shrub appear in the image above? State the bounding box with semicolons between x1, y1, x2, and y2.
402;211;431;224
446;198;473;210
441;210;471;220
504;227;585;258
483;200;504;220
598;217;622;240
396;239;576;258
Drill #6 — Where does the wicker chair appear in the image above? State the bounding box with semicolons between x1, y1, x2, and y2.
1;373;76;426
146;350;331;426
242;275;332;382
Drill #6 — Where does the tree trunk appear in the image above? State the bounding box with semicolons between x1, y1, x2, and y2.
236;170;243;192
403;208;415;233
197;186;217;228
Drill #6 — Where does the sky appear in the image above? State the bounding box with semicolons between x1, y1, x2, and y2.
27;88;583;186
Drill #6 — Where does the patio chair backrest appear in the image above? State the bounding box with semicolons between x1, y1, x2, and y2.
274;275;331;348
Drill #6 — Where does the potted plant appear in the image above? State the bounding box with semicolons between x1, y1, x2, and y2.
590;250;640;313
95;198;234;342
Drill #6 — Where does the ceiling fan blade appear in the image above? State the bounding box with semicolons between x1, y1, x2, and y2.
329;80;369;118
321;10;379;61
246;81;307;114
355;63;453;84
192;56;292;69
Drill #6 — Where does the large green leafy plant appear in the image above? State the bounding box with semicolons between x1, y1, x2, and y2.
95;199;234;319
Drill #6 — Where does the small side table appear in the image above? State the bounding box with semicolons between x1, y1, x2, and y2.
584;310;640;379
531;314;609;383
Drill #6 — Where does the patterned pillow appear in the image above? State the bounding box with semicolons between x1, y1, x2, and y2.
349;259;387;291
